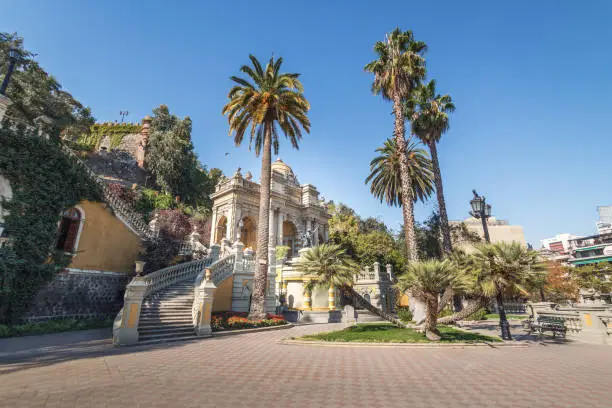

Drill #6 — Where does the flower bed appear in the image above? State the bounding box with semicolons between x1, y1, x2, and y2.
212;311;287;331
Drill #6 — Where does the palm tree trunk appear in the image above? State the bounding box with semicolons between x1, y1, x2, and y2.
437;287;453;314
428;140;452;255
424;293;441;341
392;91;417;261
496;290;512;340
437;296;488;325
249;124;272;320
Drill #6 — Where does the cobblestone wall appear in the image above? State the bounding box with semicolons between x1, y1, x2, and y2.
24;269;130;322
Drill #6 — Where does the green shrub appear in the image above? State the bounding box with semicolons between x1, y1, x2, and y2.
438;307;454;318
0;324;10;337
397;307;413;323
467;308;488;321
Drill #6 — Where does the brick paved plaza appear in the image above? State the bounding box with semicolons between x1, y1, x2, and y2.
1;323;611;408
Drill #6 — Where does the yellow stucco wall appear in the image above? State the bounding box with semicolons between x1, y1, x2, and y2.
212;276;234;312
68;200;143;273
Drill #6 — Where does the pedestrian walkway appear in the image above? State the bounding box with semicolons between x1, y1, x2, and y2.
1;323;610;407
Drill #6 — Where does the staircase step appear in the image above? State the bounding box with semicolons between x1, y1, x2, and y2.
137;334;199;345
139;331;198;341
139;326;195;335
139;323;194;330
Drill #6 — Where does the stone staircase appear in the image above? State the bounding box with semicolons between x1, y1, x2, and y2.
138;280;196;344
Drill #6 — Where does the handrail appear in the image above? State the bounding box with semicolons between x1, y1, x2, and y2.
143;256;214;298
345;286;405;328
60;144;153;240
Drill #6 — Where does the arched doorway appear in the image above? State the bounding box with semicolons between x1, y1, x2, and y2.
282;221;297;258
215;216;227;243
240;216;256;250
56;207;82;253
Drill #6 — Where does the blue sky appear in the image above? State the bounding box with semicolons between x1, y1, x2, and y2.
3;0;612;246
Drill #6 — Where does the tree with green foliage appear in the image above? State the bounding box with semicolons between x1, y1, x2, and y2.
222;55;311;319
397;259;467;340
470;242;541;340
365;28;426;261
0;33;94;135
365;137;434;207
408;80;455;255
292;244;358;295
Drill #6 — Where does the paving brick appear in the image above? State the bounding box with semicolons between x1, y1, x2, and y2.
0;323;611;407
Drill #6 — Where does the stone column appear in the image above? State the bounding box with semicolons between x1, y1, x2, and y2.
269;208;276;245
234;207;242;243
386;264;393;281
328;284;336;310
303;282;312;310
136;115;151;168
113;276;147;346
195;269;217;337
277;212;284;246
226;207;234;241
209;210;218;246
0;94;12;123
373;262;380;281
209;244;220;263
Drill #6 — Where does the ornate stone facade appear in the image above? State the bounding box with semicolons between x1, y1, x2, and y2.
209;159;330;257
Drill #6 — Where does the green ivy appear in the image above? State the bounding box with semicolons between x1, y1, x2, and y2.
76;122;142;150
0;126;101;324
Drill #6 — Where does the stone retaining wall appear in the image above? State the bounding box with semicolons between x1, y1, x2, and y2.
24;269;130;322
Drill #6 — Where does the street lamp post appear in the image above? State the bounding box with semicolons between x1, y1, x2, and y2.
0;48;19;96
469;189;512;340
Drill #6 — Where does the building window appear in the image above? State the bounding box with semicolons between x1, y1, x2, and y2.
56;208;82;252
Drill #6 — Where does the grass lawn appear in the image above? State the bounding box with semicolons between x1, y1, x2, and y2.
298;323;502;343
484;313;528;321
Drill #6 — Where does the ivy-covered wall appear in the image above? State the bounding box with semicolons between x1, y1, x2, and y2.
0;126;101;324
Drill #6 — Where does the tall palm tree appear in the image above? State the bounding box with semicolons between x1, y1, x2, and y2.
396;259;466;340
222;55;311;319
292;243;358;294
471;242;541;340
408;80;455;255
365;28;426;261
365;137;434;207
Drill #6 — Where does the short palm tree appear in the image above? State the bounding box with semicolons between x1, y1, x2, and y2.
365;137;434;207
408;80;455;255
222;55;311;319
292;244;358;294
396;259;464;340
365;28;426;261
471;242;541;340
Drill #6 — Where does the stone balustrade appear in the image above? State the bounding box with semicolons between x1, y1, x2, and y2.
527;302;612;345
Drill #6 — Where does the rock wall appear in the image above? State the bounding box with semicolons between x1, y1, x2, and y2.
24;269;130;322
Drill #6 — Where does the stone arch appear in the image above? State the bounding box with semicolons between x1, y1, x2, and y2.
240;216;257;250
56;206;85;253
215;215;227;243
282;220;298;257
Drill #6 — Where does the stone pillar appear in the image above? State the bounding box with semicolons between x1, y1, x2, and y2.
226;208;234;241
373;262;380;281
113;276;147;346
328;284;336;310
209;244;220;263
386;264;393;281
303;283;312;310
234;207;242;243
277;212;284;246
233;241;244;274
0;94;12;123
269;208;276;245
195;269;217;337
136;115;151;168
209;210;218;246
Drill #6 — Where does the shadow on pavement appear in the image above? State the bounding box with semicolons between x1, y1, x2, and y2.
0;329;208;375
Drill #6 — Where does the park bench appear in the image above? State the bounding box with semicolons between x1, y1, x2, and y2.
528;315;567;338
